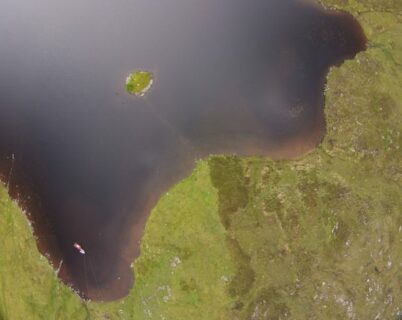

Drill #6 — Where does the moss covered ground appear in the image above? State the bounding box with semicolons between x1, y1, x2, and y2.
0;0;401;319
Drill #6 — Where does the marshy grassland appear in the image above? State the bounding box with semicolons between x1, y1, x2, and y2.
0;0;401;319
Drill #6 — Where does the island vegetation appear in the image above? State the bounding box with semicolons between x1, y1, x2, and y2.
0;0;401;319
125;71;153;96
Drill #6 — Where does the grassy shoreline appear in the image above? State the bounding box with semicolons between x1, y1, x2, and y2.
1;0;401;319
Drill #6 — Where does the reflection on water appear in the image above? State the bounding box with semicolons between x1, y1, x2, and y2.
0;0;366;300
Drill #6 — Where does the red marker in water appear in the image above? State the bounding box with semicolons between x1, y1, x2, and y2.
73;242;86;255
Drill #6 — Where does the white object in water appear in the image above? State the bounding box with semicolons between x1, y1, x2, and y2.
73;242;86;255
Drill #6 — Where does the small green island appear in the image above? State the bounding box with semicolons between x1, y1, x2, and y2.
125;71;153;96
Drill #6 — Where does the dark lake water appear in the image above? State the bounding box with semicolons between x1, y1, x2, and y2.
0;0;366;300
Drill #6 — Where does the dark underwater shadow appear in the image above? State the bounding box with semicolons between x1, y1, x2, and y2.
0;0;366;300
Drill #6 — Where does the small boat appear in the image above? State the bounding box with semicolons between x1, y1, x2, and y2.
73;242;86;255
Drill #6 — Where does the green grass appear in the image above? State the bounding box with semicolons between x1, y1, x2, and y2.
1;0;401;319
0;162;235;320
0;187;89;320
125;71;153;96
107;161;236;320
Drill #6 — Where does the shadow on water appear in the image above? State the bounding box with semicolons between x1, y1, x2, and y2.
0;0;366;300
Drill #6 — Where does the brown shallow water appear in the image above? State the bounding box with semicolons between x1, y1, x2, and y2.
0;0;366;300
